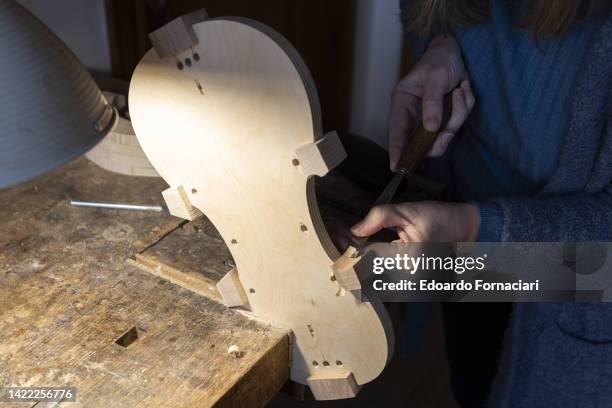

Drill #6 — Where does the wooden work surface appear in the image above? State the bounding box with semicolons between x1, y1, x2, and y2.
0;157;289;407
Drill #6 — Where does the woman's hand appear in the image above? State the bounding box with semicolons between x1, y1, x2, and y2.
351;201;480;243
389;35;475;169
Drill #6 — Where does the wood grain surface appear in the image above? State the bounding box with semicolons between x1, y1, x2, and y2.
0;158;289;407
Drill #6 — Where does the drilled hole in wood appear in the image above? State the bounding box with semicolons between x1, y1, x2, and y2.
191;188;198;194
185;57;192;66
292;158;300;166
300;223;308;232
177;61;183;70
249;288;256;294
336;360;343;366
231;239;238;245
322;361;330;366
115;327;138;348
312;360;319;366
193;52;200;61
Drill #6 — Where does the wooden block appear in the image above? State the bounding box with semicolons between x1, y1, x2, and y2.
331;246;375;291
295;131;346;177
161;185;203;220
331;246;361;291
307;370;360;400
217;268;249;308
148;9;208;59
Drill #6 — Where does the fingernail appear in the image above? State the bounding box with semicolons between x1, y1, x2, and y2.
424;117;439;132
441;131;453;143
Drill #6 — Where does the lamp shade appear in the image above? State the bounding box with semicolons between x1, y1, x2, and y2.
0;0;116;188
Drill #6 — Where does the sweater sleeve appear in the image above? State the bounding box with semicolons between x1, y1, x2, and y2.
476;202;504;242
492;185;612;242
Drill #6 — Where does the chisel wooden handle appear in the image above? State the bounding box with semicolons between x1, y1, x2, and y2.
395;93;454;173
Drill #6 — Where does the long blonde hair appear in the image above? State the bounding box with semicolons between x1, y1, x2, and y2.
407;0;607;37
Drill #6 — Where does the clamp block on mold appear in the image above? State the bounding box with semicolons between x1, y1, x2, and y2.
162;185;203;220
331;246;374;291
307;370;360;400
148;9;209;59
216;268;249;308
295;131;346;177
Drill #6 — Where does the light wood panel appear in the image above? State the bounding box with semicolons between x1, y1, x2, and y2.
129;17;393;394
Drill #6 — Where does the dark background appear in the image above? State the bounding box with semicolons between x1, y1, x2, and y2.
105;0;357;135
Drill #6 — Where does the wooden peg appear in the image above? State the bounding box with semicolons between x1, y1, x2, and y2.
295;131;346;177
307;370;360;400
161;185;202;220
216;268;249;308
148;9;209;60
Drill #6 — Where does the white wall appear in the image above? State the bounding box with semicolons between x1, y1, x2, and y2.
18;0;112;72
349;0;404;148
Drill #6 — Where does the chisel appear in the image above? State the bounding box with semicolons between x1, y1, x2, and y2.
352;93;453;256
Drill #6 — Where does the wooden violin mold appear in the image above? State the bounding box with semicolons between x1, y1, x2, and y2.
129;13;393;400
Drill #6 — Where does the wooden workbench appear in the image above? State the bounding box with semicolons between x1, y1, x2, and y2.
0;158;289;407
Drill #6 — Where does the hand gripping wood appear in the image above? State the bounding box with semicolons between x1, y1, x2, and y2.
129;16;393;400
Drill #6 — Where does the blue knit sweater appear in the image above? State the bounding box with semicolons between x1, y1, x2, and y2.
399;1;612;406
487;12;612;408
449;0;598;241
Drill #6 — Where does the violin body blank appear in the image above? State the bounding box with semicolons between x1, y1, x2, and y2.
129;16;393;399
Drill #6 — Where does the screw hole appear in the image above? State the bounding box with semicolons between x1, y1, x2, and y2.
336;360;343;366
177;61;183;70
249;288;256;294
323;361;330;366
300;223;308;232
185;57;192;66
193;52;200;61
231;239;237;245
330;275;336;282
191;188;198;194
292;158;300;166
312;360;319;366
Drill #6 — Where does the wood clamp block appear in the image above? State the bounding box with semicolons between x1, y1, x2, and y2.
331;246;375;291
161;185;202;220
216;268;249;308
307;370;360;400
148;9;209;59
295;131;346;177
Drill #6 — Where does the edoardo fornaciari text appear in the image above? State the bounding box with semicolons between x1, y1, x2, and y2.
372;279;540;292
370;254;540;292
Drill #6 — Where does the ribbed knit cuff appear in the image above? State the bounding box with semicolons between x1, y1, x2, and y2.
477;202;504;242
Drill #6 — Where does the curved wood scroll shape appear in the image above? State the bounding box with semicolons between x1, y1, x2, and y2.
129;16;393;399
